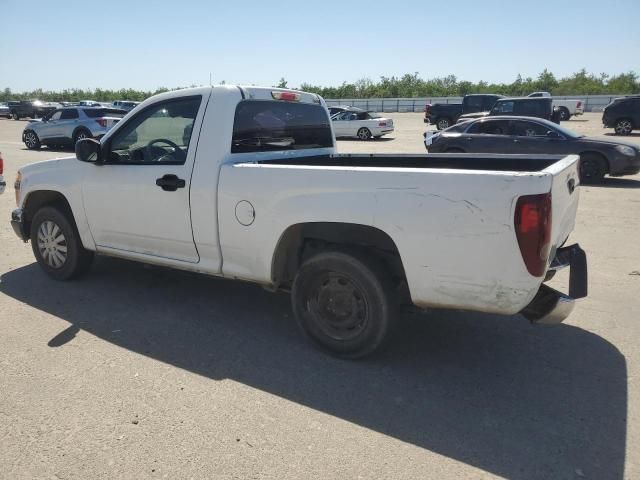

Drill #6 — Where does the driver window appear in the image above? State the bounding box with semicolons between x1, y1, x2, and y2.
107;96;201;165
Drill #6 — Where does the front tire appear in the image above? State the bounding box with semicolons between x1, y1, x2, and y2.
24;130;41;150
357;127;372;140
291;250;396;358
579;153;607;184
614;118;633;136
436;117;451;130
30;206;94;280
12;111;20;120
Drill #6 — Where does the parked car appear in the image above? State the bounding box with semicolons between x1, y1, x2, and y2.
424;116;640;183
424;94;504;129
10;85;587;357
327;105;352;116
112;100;140;111
0;151;5;195
0;102;10;118
22;107;127;150
457;97;556;123
7;100;59;120
331;108;394;139
602;96;640;135
78;100;101;107
527;92;584;120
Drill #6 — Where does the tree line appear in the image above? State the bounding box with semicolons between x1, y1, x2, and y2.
2;69;638;103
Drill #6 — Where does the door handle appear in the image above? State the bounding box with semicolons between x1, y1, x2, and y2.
513;139;520;143
465;137;473;141
156;174;185;192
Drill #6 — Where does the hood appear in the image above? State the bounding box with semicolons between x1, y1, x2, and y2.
19;156;77;175
579;137;640;150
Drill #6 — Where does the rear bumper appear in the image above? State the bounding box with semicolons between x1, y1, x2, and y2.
521;244;588;325
11;208;29;241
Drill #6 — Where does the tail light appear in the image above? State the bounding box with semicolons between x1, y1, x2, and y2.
0;151;3;174
424;104;432;113
514;192;552;277
95;119;107;127
576;101;582;109
271;91;300;102
379;122;387;127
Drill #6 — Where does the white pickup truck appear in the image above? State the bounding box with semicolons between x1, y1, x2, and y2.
528;92;585;120
10;85;588;358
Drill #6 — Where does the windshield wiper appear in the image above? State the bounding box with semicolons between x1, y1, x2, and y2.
233;136;295;148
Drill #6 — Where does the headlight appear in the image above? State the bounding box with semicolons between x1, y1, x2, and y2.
14;171;21;206
615;145;636;156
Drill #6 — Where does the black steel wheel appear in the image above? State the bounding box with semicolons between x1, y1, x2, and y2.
292;250;396;358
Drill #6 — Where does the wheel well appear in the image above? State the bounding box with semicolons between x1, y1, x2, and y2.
616;117;634;127
271;222;409;297
579;151;610;173
22;191;76;236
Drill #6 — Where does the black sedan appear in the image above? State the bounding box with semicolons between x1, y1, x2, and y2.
424;116;640;183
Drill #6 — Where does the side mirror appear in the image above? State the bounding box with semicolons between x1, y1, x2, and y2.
75;138;102;164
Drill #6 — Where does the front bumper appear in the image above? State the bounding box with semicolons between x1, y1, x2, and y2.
609;151;640;176
11;208;29;242
521;244;588;325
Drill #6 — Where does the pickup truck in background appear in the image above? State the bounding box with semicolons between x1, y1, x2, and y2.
7;100;60;120
457;97;557;124
527;92;584;120
424;94;503;129
10;85;587;358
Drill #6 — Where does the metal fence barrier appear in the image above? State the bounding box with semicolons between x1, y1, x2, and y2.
325;95;632;113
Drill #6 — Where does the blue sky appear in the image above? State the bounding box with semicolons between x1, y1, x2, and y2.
1;0;639;91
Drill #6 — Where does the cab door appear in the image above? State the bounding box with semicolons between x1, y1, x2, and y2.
81;95;209;263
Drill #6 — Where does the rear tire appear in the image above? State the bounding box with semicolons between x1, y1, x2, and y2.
579;153;607;184
357;127;372;140
12;111;20;120
73;128;92;145
291;250;396;358
614;118;633;136
24;130;41;150
30;206;94;280
558;107;571;121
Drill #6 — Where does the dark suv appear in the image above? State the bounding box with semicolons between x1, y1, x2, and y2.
602;96;640;135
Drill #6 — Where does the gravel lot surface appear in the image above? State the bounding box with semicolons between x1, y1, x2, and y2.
0;113;639;479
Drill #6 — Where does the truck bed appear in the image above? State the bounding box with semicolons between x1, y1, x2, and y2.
218;153;580;315
258;153;563;172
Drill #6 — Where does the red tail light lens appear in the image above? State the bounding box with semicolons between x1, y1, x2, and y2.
378;122;387;127
425;104;432;113
576;101;582;109
514;193;552;277
95;119;107;127
271;91;300;102
0;152;4;175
